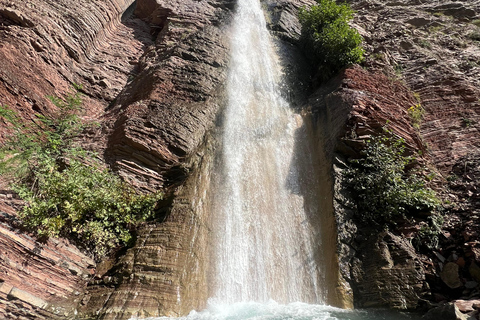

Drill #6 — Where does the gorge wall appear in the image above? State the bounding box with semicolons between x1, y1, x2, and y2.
1;0;235;318
312;0;480;314
0;0;149;318
0;0;480;319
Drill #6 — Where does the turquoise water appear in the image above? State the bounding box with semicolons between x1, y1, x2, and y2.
134;301;420;320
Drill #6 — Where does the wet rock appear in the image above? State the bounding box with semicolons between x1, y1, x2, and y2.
422;303;474;320
351;231;427;309
75;0;234;318
469;262;480;283
265;0;315;42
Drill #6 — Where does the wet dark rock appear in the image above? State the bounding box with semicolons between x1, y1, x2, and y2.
422;303;473;320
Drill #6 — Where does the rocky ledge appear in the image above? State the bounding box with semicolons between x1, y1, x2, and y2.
1;0;480;318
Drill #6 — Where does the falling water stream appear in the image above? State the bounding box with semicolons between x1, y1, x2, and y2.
209;0;322;304
134;0;421;319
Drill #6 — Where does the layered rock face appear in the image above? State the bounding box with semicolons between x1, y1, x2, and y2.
1;0;480;318
77;0;233;318
0;0;153;318
308;0;480;311
0;0;148;129
309;66;429;309
1;0;233;316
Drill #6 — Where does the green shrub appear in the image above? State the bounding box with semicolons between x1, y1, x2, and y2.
0;87;162;259
346;133;440;227
408;103;425;129
415;214;444;250
299;0;364;81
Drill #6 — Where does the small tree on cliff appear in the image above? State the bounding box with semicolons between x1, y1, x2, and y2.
0;87;162;260
346;133;440;227
299;0;364;81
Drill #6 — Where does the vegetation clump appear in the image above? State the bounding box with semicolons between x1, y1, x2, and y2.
346;133;440;227
408;103;425;130
299;0;364;81
0;87;161;259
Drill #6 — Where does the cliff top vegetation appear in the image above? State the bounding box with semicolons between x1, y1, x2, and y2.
299;0;364;82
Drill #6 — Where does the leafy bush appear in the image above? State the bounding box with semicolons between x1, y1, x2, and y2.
299;0;364;81
415;214;444;250
346;134;440;227
0;87;161;259
408;103;425;129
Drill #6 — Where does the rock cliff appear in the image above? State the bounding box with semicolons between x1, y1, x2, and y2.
0;0;151;317
0;0;480;318
307;0;480;314
1;0;234;317
78;0;233;317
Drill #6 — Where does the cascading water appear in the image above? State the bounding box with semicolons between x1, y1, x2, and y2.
133;0;422;319
210;0;323;305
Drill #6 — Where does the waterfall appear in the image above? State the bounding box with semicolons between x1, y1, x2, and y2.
210;0;324;304
128;1;423;319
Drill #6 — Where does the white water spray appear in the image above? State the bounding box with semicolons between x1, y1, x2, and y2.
210;0;324;304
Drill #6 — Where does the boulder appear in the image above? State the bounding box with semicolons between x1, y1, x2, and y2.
441;262;463;289
423;303;476;320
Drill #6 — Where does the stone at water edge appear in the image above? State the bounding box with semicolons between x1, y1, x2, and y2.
469;262;480;283
422;303;476;320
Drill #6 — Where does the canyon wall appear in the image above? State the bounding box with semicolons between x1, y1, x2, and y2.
0;0;150;318
1;0;480;318
78;0;233;317
1;0;234;317
310;0;480;313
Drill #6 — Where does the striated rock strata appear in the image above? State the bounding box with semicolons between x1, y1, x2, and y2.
0;0;152;318
1;0;480;317
77;0;233;318
306;0;480;311
308;66;429;309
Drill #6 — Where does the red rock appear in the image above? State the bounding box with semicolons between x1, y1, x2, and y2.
0;0;153;318
454;300;476;313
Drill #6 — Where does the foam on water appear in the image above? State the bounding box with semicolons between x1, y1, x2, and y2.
132;301;420;320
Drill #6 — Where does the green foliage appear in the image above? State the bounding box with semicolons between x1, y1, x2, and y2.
472;19;480;28
0;87;161;259
408;103;425;130
346;134;440;227
0;86;85;181
468;31;480;41
299;0;364;81
415;214;444;250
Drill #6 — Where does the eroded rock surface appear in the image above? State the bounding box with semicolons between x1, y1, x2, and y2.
0;0;154;318
309;66;430;309
310;0;480;312
1;0;480;317
76;0;233;318
0;195;95;319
